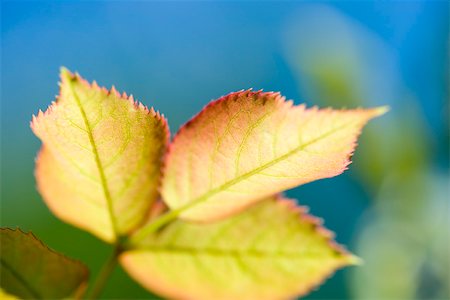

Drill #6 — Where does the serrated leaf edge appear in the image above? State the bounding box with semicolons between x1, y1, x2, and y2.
0;227;89;299
123;195;359;299
161;90;385;219
31;67;170;137
30;68;170;241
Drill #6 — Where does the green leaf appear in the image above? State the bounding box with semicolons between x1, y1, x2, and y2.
0;228;88;299
31;68;169;242
121;196;358;300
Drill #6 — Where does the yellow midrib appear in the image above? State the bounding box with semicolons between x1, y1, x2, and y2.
135;246;343;259
130;119;357;245
67;79;119;239
181;119;355;213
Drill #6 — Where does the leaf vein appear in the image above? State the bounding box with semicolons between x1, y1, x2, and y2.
68;79;119;238
0;258;41;299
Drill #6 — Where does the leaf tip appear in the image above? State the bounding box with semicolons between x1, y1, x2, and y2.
59;66;74;82
373;105;390;117
349;254;363;265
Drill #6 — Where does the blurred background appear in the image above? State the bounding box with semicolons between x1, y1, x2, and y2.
1;1;448;299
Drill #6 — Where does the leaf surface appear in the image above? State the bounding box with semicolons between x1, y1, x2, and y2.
0;228;88;299
32;68;169;242
161;90;386;221
0;288;19;300
121;196;357;300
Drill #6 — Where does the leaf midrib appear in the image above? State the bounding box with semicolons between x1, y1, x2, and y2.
131;120;356;244
0;258;41;299
67;78;119;238
135;246;333;259
182;119;354;211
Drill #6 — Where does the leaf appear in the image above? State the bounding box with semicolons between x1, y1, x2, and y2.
121;196;358;300
161;90;386;221
0;288;19;300
0;228;88;299
31;68;169;242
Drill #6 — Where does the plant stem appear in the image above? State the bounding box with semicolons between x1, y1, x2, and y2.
126;200;199;248
127;209;181;247
86;246;121;299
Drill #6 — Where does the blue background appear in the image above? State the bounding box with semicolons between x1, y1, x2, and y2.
2;1;448;299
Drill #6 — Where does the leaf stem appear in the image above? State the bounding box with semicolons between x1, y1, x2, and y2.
126;207;184;247
86;246;121;299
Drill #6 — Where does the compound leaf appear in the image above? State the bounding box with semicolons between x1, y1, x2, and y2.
161;90;386;221
121;196;358;300
31;68;169;242
0;228;88;299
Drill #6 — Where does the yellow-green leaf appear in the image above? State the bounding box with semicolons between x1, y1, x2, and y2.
0;288;19;300
31;68;169;242
0;228;88;299
161;90;386;221
121;196;357;300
